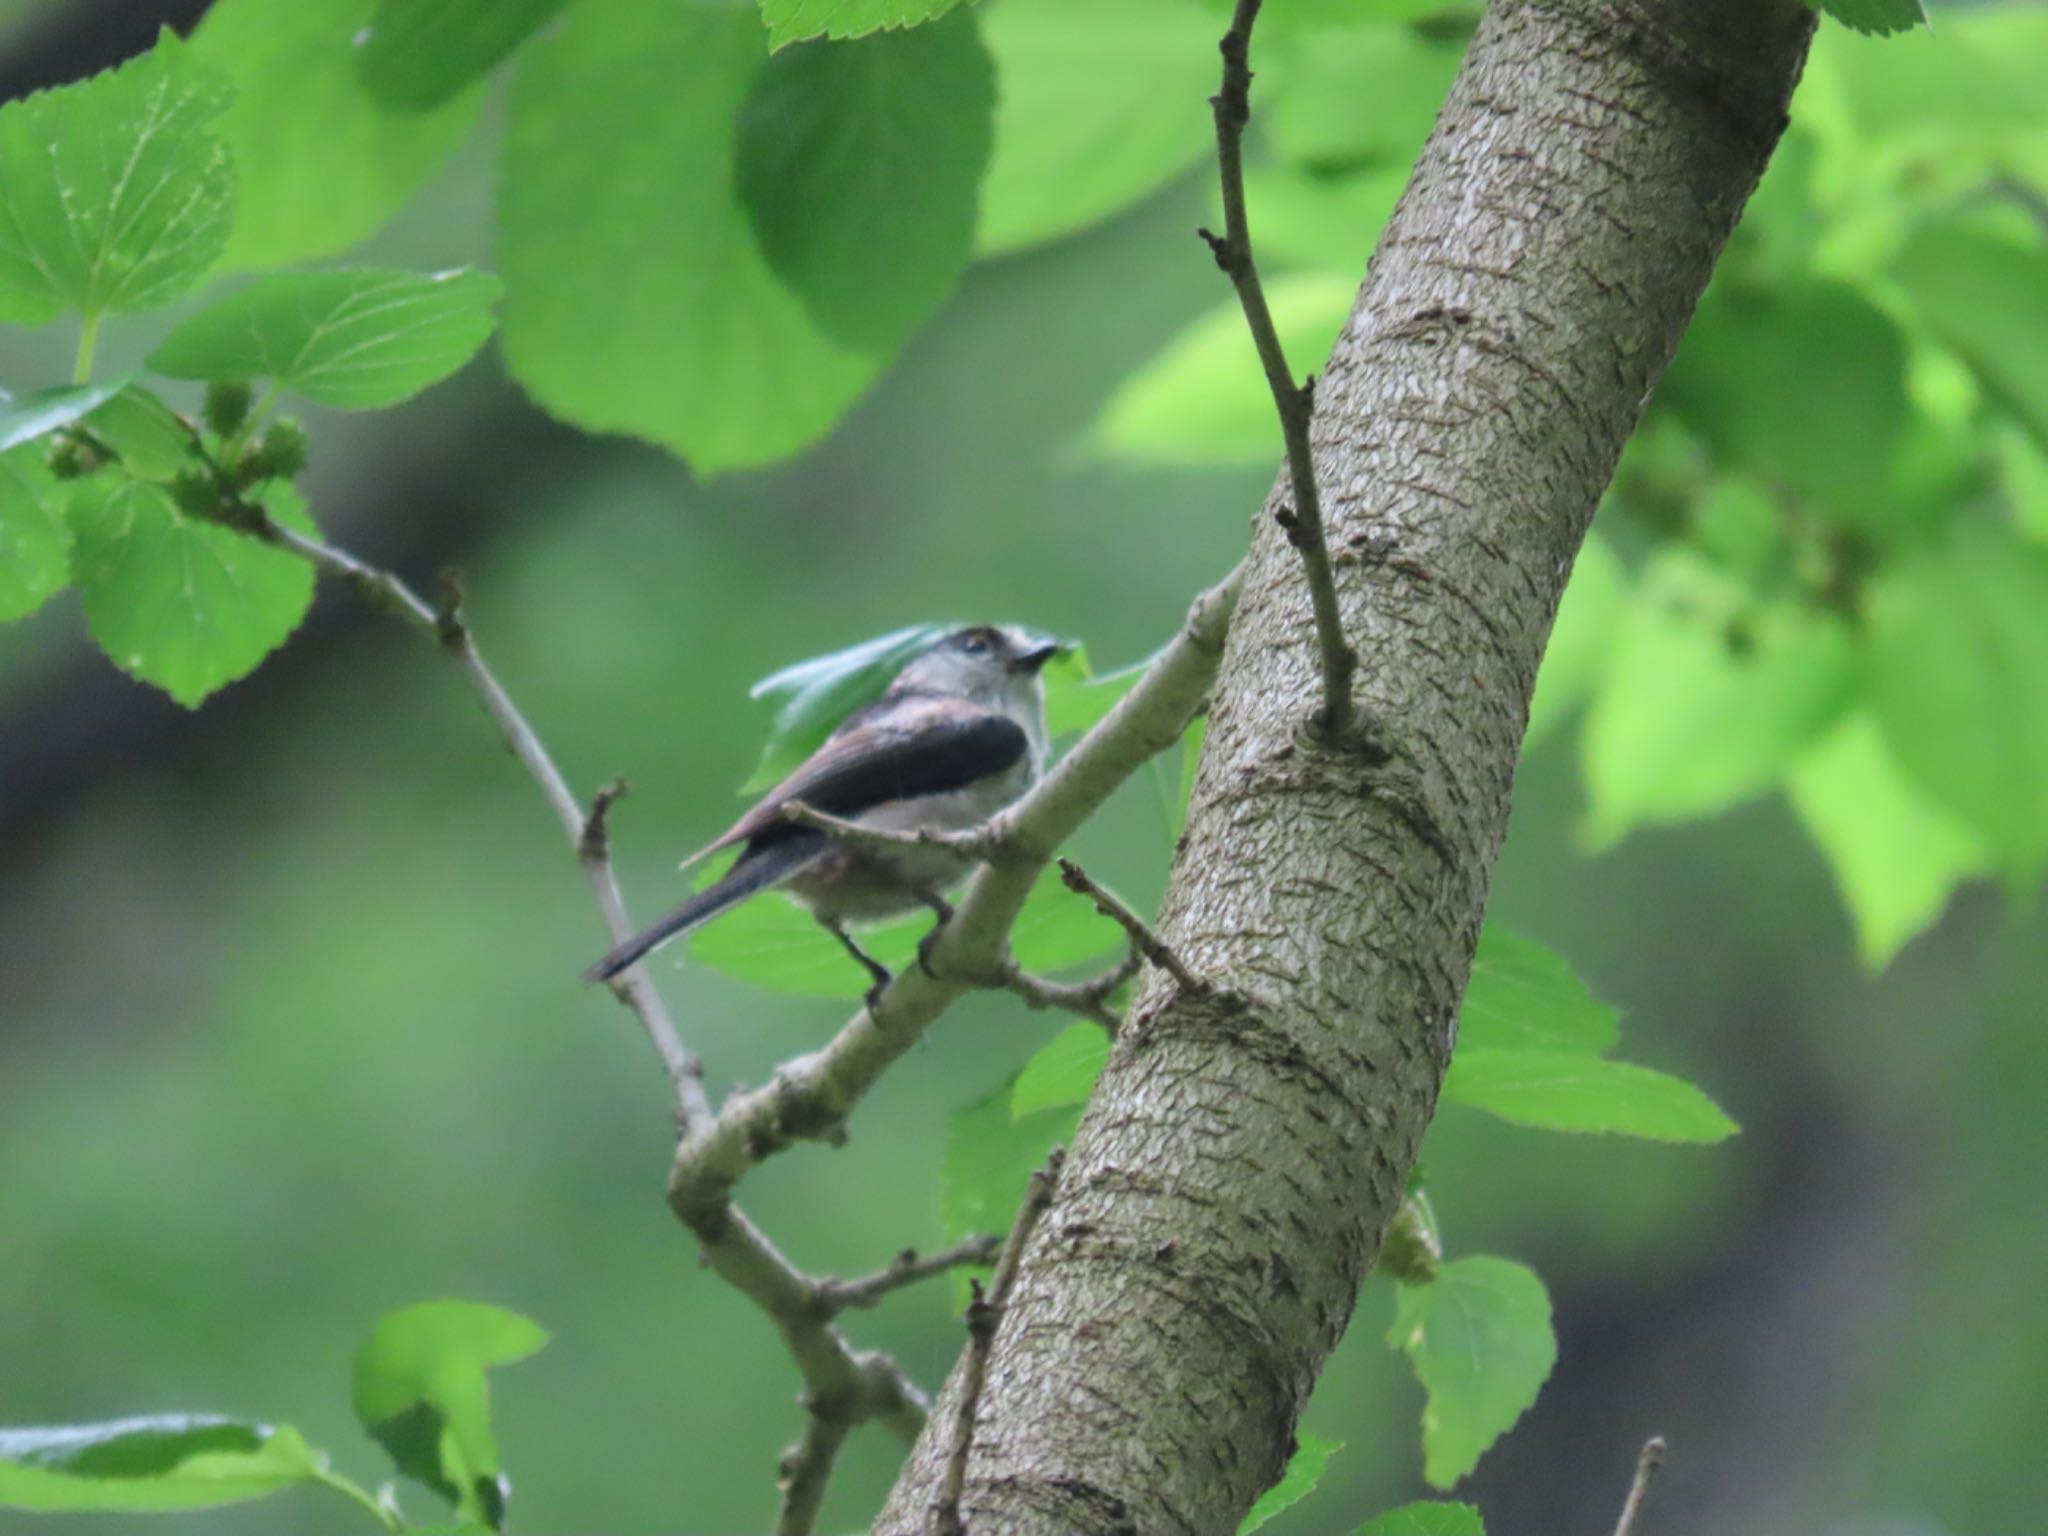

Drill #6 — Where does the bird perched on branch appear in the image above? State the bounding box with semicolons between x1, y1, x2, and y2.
584;625;1058;998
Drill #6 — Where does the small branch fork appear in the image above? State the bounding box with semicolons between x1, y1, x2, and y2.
230;481;1242;1532
1612;1436;1668;1536
1201;0;1358;746
935;1149;1064;1536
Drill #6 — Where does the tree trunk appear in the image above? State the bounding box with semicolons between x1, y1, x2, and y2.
877;1;1813;1531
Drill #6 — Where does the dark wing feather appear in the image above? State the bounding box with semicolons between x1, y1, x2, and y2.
682;696;1029;867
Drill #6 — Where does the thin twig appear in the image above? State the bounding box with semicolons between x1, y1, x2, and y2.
1612;1437;1668;1536
1200;0;1357;744
935;1149;1064;1536
1057;857;1206;996
813;1237;1005;1314
987;948;1138;1033
779;801;1007;862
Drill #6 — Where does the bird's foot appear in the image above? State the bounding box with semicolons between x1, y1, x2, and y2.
914;889;956;981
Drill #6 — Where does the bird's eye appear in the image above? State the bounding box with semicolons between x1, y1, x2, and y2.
962;634;990;655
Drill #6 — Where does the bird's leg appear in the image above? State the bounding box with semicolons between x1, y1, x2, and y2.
913;888;955;980
824;919;894;1011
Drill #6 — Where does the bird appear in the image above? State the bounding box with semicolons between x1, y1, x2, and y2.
584;624;1059;998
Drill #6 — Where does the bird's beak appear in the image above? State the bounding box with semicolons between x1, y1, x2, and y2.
1015;640;1061;674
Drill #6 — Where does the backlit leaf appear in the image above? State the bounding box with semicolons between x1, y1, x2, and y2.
762;0;965;48
1354;1502;1486;1536
1457;926;1618;1057
0;1417;321;1513
1011;1021;1109;1118
0;449;66;621
1524;530;1624;749
1389;1257;1555;1488
1239;1434;1342;1534
1443;1050;1738;1143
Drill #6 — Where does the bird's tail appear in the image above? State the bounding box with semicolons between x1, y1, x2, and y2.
583;834;824;984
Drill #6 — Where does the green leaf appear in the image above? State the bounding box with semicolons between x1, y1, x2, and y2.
1457;926;1618;1057
1093;272;1354;466
1788;714;1987;971
0;449;67;621
1237;162;1408;272
762;0;966;48
1354;1501;1486;1536
737;11;992;352
194;0;481;270
1443;1050;1738;1143
742;623;953;793
351;1300;548;1531
942;1079;1079;1306
68;478;315;707
82;386;194;480
1866;524;2048;881
357;0;570;111
1992;418;2048;545
500;0;882;472
1895;215;2048;453
0;1417;322;1512
149;268;502;411
1263;22;1463;170
1389;1256;1556;1488
1814;0;1927;38
1524;530;1624;749
0;32;232;325
0;382;123;454
976;0;1217;255
692;863;1122;997
1239;1434;1342;1534
1012;1021;1110;1118
1580;551;1857;848
1044;648;1150;739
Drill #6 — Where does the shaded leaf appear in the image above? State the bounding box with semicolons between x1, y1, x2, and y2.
1354;1502;1485;1536
1011;1021;1109;1118
1237;161;1408;272
976;0;1216;255
1239;1434;1342;1534
0;382;123;454
1092;273;1354;466
737;11;992;351
1866;524;2048;881
762;0;965;48
741;623;952;793
149;268;502;410
942;1079;1078;1306
1389;1257;1555;1488
500;0;881;471
82;386;194;480
1524;530;1624;749
358;0;569;110
1443;1050;1738;1143
352;1300;547;1531
0;31;233;324
194;0;480;270
1815;0;1927;37
0;1417;321;1512
1895;215;2048;453
0;449;67;621
1263;21;1463;170
1044;647;1150;739
1457;927;1618;1057
68;479;315;707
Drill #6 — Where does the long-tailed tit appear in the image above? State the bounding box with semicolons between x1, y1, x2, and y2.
584;625;1058;997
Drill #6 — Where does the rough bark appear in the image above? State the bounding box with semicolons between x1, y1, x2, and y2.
876;1;1813;1532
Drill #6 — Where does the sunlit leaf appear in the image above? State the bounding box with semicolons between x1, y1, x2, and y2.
0;449;67;622
352;1300;547;1532
1389;1257;1555;1488
1011;1021;1109;1118
68;479;315;707
0;1417;322;1512
761;0;965;48
1354;1501;1485;1536
1443;1050;1738;1143
1788;713;1988;971
149;269;502;410
1092;273;1354;466
1524;530;1624;750
500;0;881;471
0;31;232;324
1456;927;1618;1057
1239;1434;1342;1534
195;0;480;270
357;0;569;111
737;11;991;352
1866;524;2048;882
976;0;1216;255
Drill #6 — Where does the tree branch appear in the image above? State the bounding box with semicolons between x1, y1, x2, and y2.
813;1237;1006;1314
1612;1436;1668;1536
779;801;1009;863
934;1149;1063;1536
1200;0;1356;746
1056;857;1205;997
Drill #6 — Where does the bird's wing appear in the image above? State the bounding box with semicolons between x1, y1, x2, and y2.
681;695;1030;868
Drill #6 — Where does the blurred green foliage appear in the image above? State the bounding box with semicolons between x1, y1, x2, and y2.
1;0;2044;1533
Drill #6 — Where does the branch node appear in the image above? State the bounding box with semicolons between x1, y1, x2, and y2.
1612;1437;1668;1536
432;567;467;649
579;776;630;861
1057;857;1207;998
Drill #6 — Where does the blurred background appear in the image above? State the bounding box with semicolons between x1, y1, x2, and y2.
2;2;2043;1534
